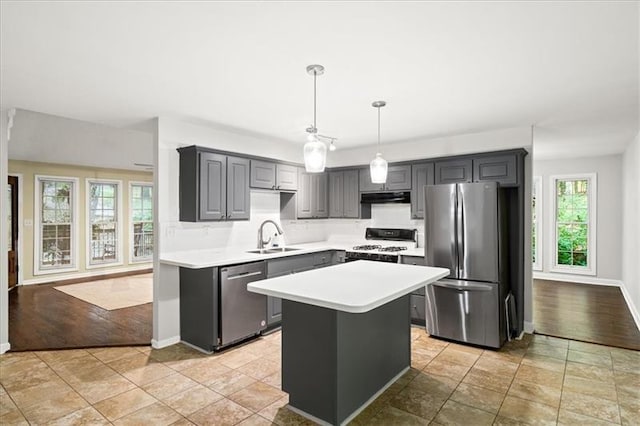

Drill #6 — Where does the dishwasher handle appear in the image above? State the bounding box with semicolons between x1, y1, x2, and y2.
432;281;493;292
225;270;264;280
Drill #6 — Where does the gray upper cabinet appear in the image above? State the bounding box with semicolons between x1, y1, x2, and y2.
411;163;434;219
473;154;518;186
226;156;251;220
199;152;227;221
250;161;298;191
385;165;412;190
329;172;344;218
329;170;360;218
435;159;473;184
276;164;298;191
359;168;385;192
250;160;276;189
359;165;411;192
343;170;359;218
297;170;328;218
178;146;250;222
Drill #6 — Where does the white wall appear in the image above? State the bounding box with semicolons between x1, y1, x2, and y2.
327;127;532;167
0;109;10;353
622;133;640;326
533;155;623;281
9;109;153;171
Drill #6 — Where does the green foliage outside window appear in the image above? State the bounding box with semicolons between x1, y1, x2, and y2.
556;179;589;267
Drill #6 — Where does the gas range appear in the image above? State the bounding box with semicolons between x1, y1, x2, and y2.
345;228;417;263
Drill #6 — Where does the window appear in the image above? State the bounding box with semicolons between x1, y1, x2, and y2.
550;174;597;275
130;183;153;262
532;176;542;271
35;176;78;274
87;180;122;266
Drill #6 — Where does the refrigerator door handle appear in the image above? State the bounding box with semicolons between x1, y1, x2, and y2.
432;281;493;292
451;187;458;278
456;186;465;278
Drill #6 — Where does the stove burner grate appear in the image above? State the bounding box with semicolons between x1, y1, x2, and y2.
352;244;382;251
378;246;408;252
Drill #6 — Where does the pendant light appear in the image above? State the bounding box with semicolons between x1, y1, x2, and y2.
370;100;388;184
303;64;327;172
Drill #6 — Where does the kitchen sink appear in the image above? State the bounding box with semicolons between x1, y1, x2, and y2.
246;247;301;254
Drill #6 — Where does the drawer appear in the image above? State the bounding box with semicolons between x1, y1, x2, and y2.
400;255;426;266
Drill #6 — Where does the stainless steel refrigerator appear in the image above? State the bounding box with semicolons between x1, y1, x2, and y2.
424;182;509;348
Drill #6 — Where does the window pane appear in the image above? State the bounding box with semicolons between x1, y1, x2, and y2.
557;251;572;265
39;179;75;270
554;177;592;270
131;184;153;261
89;182;119;264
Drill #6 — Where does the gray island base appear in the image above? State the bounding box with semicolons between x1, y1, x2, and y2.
282;295;411;425
247;261;449;426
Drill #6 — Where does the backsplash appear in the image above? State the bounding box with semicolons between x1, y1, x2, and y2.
160;192;424;253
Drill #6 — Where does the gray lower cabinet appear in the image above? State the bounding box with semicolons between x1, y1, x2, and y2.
298;170;328;218
411;163;434;219
178;146;250;222
410;295;426;324
435;159;473;184
400;255;427;323
250;161;298;191
329;170;360;218
473;154;518;186
266;251;341;326
179;267;220;352
359;165;411;192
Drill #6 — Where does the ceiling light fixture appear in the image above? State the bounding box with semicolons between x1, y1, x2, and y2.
303;64;337;172
370;100;388;184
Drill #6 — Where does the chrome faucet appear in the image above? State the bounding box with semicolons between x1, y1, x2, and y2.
258;220;284;249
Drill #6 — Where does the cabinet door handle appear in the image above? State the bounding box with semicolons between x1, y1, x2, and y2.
228;214;232;219
272;185;276;189
277;185;280;190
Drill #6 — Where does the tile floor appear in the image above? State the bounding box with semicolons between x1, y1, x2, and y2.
1;328;638;425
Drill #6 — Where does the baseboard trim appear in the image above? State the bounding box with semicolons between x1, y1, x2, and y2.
524;321;535;334
619;282;640;332
533;272;622;287
152;335;180;349
22;265;152;286
0;342;11;354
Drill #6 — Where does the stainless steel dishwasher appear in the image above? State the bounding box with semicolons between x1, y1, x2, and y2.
220;261;267;346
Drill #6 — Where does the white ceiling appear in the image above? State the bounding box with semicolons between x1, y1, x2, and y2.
1;1;638;157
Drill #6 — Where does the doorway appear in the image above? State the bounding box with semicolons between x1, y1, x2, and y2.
7;175;18;289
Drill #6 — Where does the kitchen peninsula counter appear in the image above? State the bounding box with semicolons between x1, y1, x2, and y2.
248;261;449;426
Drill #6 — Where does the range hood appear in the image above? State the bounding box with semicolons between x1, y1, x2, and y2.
361;191;411;204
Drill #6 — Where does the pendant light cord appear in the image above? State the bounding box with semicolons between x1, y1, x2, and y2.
377;106;381;147
313;71;317;130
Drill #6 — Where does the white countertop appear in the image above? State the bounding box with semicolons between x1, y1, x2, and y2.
247;261;449;313
159;242;350;269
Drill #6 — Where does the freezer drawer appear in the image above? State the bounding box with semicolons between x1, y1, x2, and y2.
425;279;501;348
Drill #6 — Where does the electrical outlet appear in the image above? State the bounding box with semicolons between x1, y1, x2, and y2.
24;219;33;226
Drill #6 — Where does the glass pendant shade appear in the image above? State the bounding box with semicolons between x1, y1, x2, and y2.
304;133;327;172
370;152;388;183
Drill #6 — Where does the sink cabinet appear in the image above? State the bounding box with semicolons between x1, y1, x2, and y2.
266;251;342;326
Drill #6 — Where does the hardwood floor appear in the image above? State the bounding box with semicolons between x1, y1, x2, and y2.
8;277;152;352
533;279;640;350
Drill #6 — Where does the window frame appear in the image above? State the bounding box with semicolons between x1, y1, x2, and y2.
85;178;123;269
532;175;542;271
129;181;154;264
33;175;79;275
549;173;597;276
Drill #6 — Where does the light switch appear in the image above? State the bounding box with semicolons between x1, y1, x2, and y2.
24;219;33;226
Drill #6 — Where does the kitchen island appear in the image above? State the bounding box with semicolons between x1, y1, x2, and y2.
248;260;449;426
